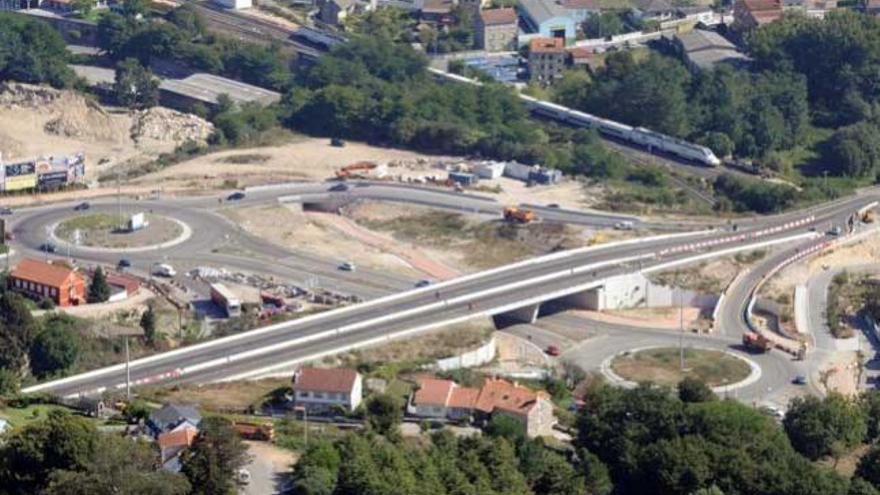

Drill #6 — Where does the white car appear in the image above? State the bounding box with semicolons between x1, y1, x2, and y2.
339;261;356;272
613;221;634;230
152;263;177;277
236;469;251;485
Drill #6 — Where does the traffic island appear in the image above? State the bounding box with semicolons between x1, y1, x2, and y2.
607;346;753;389
54;213;185;250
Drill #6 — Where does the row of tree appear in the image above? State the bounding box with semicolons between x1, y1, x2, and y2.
0;14;76;89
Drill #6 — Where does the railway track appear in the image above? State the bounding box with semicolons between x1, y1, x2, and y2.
193;2;321;57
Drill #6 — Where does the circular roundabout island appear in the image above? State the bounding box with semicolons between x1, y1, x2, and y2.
54;212;184;250
609;347;753;388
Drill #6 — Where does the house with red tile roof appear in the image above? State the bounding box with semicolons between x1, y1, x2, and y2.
475;8;519;52
292;367;363;413
10;258;85;307
158;424;199;473
733;0;782;31
410;376;556;437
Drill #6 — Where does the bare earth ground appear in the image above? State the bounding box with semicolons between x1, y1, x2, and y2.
0;83;212;181
222;203;422;277
576;307;701;330
140;377;290;412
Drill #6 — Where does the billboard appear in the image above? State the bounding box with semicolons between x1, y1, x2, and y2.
0;153;85;193
129;212;146;231
4;175;36;191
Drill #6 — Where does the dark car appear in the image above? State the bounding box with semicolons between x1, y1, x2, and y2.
546;203;560;209
330;138;346;147
415;279;433;288
545;345;561;356
226;192;246;201
39;243;57;253
74;202;90;211
792;375;807;385
0;206;12;215
329;183;350;192
117;259;132;270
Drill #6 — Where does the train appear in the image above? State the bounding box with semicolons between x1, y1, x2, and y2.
428;68;721;167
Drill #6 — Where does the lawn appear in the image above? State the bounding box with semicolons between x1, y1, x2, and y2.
0;404;83;428
611;347;751;388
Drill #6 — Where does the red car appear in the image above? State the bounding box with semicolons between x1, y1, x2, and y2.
545;345;561;356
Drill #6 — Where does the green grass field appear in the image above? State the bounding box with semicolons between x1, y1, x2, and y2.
611;347;751;388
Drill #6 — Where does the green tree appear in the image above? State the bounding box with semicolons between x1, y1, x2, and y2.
140;304;157;345
29;320;79;378
485;414;526;444
857;446;880;491
113;58;159;109
0;13;76;88
862;390;880;443
824;122;880;178
783;394;867;461
851;477;880;495
0;410;98;494
0;292;38;374
678;377;716;403
583;12;624;39
71;0;93;15
87;267;111;304
365;393;403;437
44;435;190;495
180;417;249;495
0;368;20;397
290;440;340;495
166;4;205;39
579;450;613;495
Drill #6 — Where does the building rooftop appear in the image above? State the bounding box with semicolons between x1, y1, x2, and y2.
414;378;455;406
158;425;198;451
150;403;202;430
474;378;549;416
518;0;568;25
293;367;359;393
159;73;281;106
480;7;518;25
529;37;566;54
676;30;750;70
740;0;782;11
11;258;78;288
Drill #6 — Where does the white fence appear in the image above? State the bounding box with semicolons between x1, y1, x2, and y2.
435;337;497;371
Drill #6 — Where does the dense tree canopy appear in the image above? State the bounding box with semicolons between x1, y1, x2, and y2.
0;13;75;88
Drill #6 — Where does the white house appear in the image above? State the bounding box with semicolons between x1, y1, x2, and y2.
292;367;363;413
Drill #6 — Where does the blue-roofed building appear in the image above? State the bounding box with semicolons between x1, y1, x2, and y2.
517;0;577;42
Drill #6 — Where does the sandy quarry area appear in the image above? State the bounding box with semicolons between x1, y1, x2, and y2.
0;82;213;181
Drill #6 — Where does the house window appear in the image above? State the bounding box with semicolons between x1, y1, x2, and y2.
313;392;324;399
299;391;310;398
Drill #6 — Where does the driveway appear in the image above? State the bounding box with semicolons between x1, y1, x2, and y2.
239;441;296;495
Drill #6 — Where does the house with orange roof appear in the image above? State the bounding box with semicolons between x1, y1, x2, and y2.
10;258;85;307
733;0;783;31
158;424;199;473
410;376;556;437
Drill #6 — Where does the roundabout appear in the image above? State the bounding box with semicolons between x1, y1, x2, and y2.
52;212;187;251
601;345;762;393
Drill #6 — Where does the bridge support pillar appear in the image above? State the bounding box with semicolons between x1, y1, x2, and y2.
493;303;541;328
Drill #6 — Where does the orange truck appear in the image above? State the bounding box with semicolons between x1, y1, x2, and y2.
336;161;378;179
232;421;275;441
503;207;536;224
742;331;772;352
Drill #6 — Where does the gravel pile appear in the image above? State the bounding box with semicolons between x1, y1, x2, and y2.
130;107;214;145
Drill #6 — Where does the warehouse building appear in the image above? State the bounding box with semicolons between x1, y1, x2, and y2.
517;0;576;42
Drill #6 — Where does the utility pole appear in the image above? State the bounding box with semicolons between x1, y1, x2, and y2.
679;286;685;372
124;336;131;401
116;169;122;227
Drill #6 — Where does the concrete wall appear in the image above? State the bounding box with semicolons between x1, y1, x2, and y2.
436;336;497;371
495;332;549;367
16;11;99;46
585;273;717;311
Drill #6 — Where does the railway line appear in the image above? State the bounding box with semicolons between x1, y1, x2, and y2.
192;2;322;57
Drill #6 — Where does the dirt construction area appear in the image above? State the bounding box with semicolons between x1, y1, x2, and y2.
0;82;213;181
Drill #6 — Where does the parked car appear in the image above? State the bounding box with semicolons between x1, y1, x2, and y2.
117;259;132;270
329;183;350;192
0;206;12;215
236;469;251;485
792;375;807;385
415;279;433;288
613;221;635;230
545;345;561;356
39;243;57;253
330;138;346;147
74;202;90;211
339;261;356;272
546;203;560;209
226;192;246;201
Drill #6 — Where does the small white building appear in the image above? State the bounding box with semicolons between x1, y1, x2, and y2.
292;367;363;414
214;0;252;9
474;161;506;180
